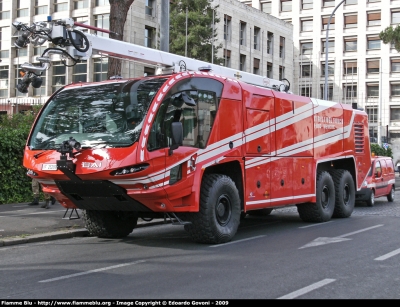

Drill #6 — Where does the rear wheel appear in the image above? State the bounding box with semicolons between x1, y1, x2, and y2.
366;190;375;207
184;174;241;244
330;169;355;218
297;171;335;222
387;186;395;202
83;210;138;238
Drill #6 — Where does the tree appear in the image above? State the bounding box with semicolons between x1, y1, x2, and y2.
108;0;135;79
169;0;223;64
379;25;400;52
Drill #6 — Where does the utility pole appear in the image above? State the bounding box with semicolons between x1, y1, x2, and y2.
324;0;345;100
160;0;170;52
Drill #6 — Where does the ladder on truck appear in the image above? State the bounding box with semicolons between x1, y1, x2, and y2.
12;17;290;94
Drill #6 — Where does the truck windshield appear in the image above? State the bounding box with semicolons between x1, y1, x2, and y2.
29;78;168;150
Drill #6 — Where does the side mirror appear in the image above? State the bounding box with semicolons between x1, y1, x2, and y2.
169;121;183;155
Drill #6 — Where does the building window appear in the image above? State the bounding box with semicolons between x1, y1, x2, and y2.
0;65;8;97
94;14;109;37
240;22;246;46
322;16;335;30
223;49;231;68
367;36;381;50
366;107;378;123
73;60;87;83
0;0;10;20
279;65;285;80
253;58;260;75
54;0;68;12
74;0;88;9
320;84;333;100
280;0;292;12
300;63;312;77
345;0;358;5
254;27;260;50
301;42;313;55
367;12;381;26
391;83;400;96
367;59;380;74
224;15;231;41
240;54;246;71
301;87;312;97
35;0;48;15
52;61;66;92
266;62;272;78
96;0;108;6
344;38;357;52
279;36;285;58
15;47;27;57
391;107;400;121
267;32;273;54
93;58;108;82
344;61;357;75
392;11;400;24
261;1;271;14
321;62;334;76
344;84;357;99
367;84;379;97
344;15;358;28
391;58;400;72
0;26;10;59
301;19;313;32
145;0;155;16
322;40;335;53
323;1;335;8
145;26;155;48
368;0;380;2
33;46;47;56
17;0;28;17
302;0;313;10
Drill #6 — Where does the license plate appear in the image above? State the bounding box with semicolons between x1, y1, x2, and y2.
42;164;57;171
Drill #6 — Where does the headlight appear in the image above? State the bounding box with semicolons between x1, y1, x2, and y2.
110;163;149;176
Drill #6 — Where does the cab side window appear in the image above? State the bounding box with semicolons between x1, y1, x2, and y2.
375;161;382;177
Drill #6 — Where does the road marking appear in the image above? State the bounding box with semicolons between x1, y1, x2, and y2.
209;235;265;247
39;260;146;283
299;224;383;249
374;248;400;261
0;210;73;218
277;278;336;299
299;221;333;228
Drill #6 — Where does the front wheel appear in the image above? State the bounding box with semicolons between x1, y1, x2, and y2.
366;190;375;207
83;210;138;238
297;171;335;223
184;174;241;244
387;186;395;202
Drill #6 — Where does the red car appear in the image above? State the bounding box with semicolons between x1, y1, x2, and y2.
356;156;396;206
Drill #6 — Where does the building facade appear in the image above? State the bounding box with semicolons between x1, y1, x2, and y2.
0;0;293;112
240;0;400;152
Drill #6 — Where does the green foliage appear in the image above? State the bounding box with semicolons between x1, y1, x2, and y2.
0;111;40;204
379;25;400;52
370;143;393;159
169;0;224;64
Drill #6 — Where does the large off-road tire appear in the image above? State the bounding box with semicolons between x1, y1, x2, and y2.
330;169;355;218
247;208;273;216
387;186;395;202
297;171;335;222
83;210;138;238
184;174;241;244
366;190;375;207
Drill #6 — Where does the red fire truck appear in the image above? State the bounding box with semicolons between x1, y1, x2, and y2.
14;18;371;244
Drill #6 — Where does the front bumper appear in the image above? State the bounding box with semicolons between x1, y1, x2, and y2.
355;187;373;201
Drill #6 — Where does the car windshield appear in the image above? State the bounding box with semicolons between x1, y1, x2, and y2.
29;78;168;150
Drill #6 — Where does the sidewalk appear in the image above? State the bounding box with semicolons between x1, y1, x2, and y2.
0;200;165;247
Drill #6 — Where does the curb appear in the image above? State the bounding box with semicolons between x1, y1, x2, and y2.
0;219;168;247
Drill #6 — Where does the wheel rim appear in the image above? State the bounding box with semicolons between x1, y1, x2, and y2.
215;194;232;226
321;184;330;209
371;192;375;205
391;188;395;199
343;183;350;206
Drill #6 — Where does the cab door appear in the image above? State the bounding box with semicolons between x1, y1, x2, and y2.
373;160;386;197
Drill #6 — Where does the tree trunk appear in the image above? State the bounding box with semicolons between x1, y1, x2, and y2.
108;0;135;79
